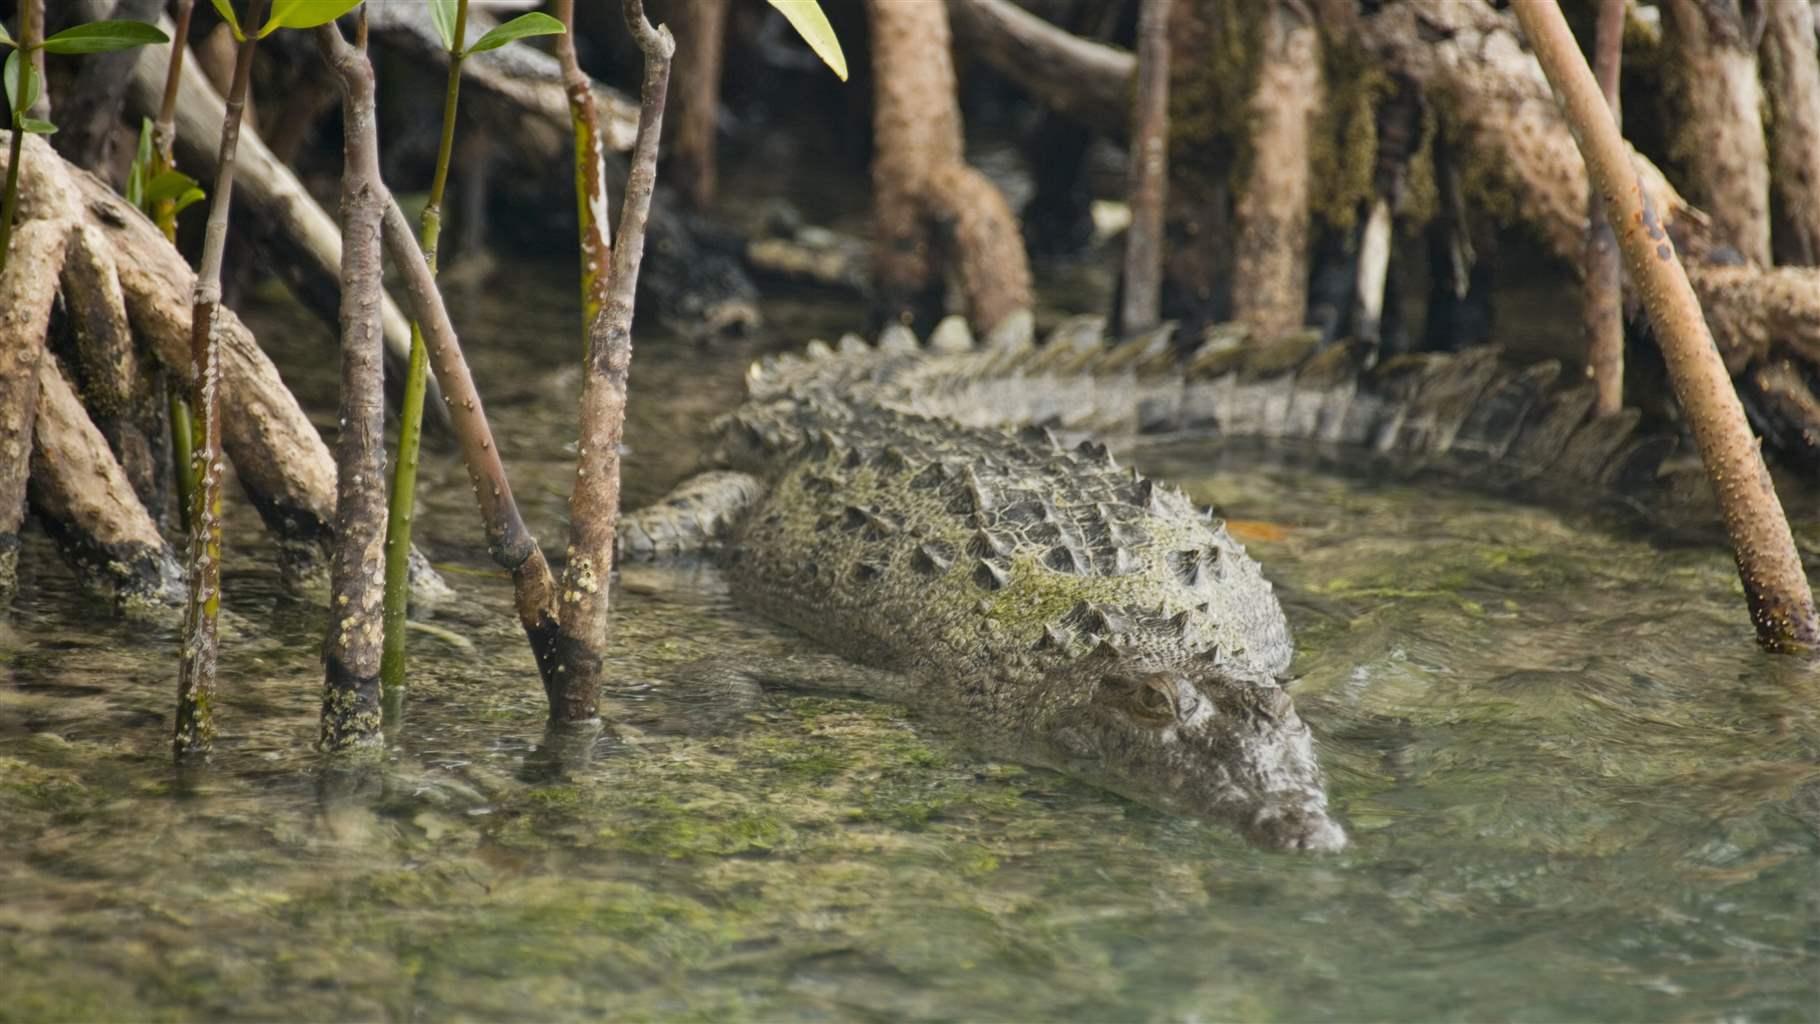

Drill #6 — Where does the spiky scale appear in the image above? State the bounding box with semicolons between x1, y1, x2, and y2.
878;324;919;354
967;529;1013;559
973;560;1010;591
803;338;835;360
1044;546;1085;574
838;333;871;357
929;315;975;353
851;561;885;584
911;542;955;575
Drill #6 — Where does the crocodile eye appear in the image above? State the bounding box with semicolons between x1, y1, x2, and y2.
1094;674;1179;728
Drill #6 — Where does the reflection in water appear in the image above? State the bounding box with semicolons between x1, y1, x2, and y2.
1;272;1817;1019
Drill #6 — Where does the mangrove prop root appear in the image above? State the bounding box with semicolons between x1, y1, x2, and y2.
0;133;452;607
946;0;1134;138
29;359;183;614
0;137;72;594
1514;0;1819;650
1357;0;1820;458
868;0;1032;331
551;0;674;725
63;222;167;514
1231;1;1322;338
315;21;390;751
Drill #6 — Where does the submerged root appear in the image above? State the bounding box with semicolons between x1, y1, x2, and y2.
0;132;453;608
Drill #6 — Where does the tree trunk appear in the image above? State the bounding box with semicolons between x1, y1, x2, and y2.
868;0;1031;331
1585;0;1624;416
1760;0;1820;265
1119;0;1171;336
1231;1;1322;336
668;0;727;209
50;0;167;173
316;22;390;751
1661;0;1770;264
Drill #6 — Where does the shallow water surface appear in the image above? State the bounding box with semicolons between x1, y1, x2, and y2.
2;269;1818;1021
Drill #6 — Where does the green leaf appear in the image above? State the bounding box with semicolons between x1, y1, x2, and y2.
4;49;40;115
172;187;206;216
128;118;154;207
210;0;243;40
766;0;846;82
430;0;460;52
145;170;202;204
259;0;363;37
20;116;56;134
0;22;13;48
464;11;563;55
41;20;169;54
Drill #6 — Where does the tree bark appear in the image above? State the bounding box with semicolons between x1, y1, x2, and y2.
1585;0;1624;416
1231;1;1322;336
1120;0;1172;336
1660;0;1771;265
50;0;168;173
315;21;389;751
1514;0;1817;651
551;0;673;725
1760;0;1820;265
668;0;727;209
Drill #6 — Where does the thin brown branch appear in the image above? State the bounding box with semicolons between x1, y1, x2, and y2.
314;21;390;750
1513;0;1818;650
549;0;675;725
380;195;561;683
175;0;267;759
1119;0;1171;336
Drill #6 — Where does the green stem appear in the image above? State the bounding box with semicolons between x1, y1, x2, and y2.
169;379;195;530
380;0;468;699
0;2;40;277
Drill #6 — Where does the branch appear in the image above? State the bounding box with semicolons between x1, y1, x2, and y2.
1514;0;1817;649
946;0;1134;137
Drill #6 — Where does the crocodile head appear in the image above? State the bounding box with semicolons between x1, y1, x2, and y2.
1046;658;1346;852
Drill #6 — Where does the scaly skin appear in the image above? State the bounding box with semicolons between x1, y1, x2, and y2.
618;311;1711;852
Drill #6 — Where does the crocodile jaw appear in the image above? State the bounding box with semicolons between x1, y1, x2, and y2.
1044;668;1347;852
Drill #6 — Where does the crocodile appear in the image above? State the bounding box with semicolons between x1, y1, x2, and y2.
617;312;1713;853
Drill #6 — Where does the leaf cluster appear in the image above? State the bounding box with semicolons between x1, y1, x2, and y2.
3;19;169;134
429;0;564;58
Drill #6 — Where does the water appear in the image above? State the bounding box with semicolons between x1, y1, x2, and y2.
2;266;1818;1021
